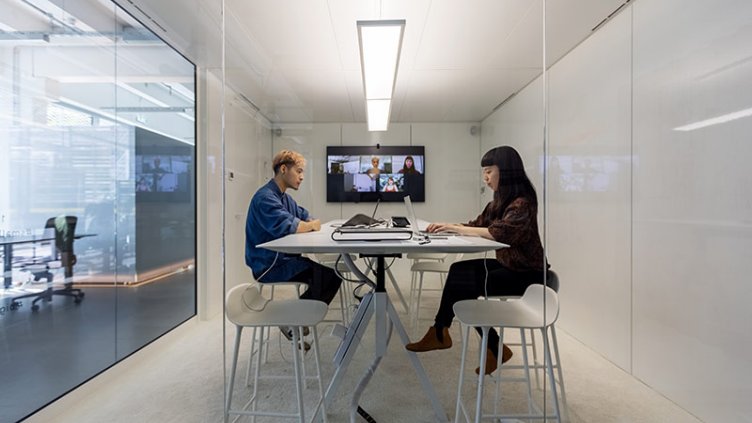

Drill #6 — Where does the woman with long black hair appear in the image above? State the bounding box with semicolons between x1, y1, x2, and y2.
406;145;549;375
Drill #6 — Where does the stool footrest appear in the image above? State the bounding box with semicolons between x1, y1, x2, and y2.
228;409;301;418
481;413;557;420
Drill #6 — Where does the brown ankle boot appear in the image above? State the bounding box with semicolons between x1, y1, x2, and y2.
406;326;452;352
475;344;513;375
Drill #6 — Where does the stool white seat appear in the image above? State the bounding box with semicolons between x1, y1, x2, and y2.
225;284;328;423
453;284;563;423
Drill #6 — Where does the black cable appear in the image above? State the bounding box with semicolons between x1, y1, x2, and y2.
384;256;397;270
357;406;377;422
334;254;365;283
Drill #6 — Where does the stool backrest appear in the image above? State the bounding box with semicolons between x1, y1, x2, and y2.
520;284;559;327
545;269;560;292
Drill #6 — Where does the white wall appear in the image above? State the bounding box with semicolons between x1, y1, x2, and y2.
631;1;752;420
481;0;752;421
198;69;272;319
223;95;274;292
271;122;482;225
548;8;633;371
248;121;482;311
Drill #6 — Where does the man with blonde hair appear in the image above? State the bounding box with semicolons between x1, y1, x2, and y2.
245;149;342;341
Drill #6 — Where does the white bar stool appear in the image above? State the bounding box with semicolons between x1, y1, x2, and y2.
406;252;448;296
485;270;567;407
453;284;563;423
406;253;448;308
246;281;307;386
409;253;462;330
225;284;328;423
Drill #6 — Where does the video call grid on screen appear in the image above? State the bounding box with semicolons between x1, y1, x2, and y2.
135;146;194;202
326;145;425;202
136;155;192;193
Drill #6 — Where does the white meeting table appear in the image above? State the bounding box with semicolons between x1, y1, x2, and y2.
259;220;506;422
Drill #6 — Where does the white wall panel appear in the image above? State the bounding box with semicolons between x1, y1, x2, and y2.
272;123;342;221
411;123;481;224
197;68;224;319
268;122;480;288
482;0;752;420
271;123;480;225
200;72;273;311
547;9;633;371
480;78;544;208
632;0;752;420
224;96;272;291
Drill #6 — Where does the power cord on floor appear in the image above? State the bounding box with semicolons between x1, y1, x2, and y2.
357;406;377;422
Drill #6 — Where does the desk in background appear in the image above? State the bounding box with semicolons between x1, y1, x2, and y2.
1;234;94;289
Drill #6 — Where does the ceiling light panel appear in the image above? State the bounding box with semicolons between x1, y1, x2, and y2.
359;23;404;99
357;19;405;131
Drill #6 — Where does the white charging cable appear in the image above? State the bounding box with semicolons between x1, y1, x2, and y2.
242;251;279;311
483;250;490;300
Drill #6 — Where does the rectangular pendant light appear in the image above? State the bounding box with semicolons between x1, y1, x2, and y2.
357;19;405;132
366;99;391;131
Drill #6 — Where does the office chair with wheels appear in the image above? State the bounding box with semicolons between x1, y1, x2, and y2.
14;216;85;311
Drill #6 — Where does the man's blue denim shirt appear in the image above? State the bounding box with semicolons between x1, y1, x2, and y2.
245;179;311;282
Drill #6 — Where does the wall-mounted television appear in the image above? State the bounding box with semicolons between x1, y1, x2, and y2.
135;146;193;202
326;145;425;202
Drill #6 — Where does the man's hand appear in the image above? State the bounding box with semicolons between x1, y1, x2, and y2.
297;219;321;233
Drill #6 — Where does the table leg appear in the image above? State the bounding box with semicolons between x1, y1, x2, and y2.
322;254;448;422
386;266;409;314
3;244;12;289
324;292;374;408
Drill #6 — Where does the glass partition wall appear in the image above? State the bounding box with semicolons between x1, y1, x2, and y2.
0;1;196;421
478;0;552;419
220;1;551;421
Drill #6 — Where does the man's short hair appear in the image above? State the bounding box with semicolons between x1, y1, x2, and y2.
272;150;306;174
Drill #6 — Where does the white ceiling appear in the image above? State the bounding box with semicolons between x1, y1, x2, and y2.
119;0;627;125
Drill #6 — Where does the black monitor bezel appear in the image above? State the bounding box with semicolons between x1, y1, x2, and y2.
326;145;425;203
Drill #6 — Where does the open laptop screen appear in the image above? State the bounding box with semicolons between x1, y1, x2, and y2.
403;195;422;237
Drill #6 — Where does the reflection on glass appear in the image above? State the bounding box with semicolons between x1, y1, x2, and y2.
543;155;628;193
0;0;196;420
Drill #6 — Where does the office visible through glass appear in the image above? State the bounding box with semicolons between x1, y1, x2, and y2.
0;0;196;421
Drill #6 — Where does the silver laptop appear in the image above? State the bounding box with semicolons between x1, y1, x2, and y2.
403;195;455;238
403;195;422;237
